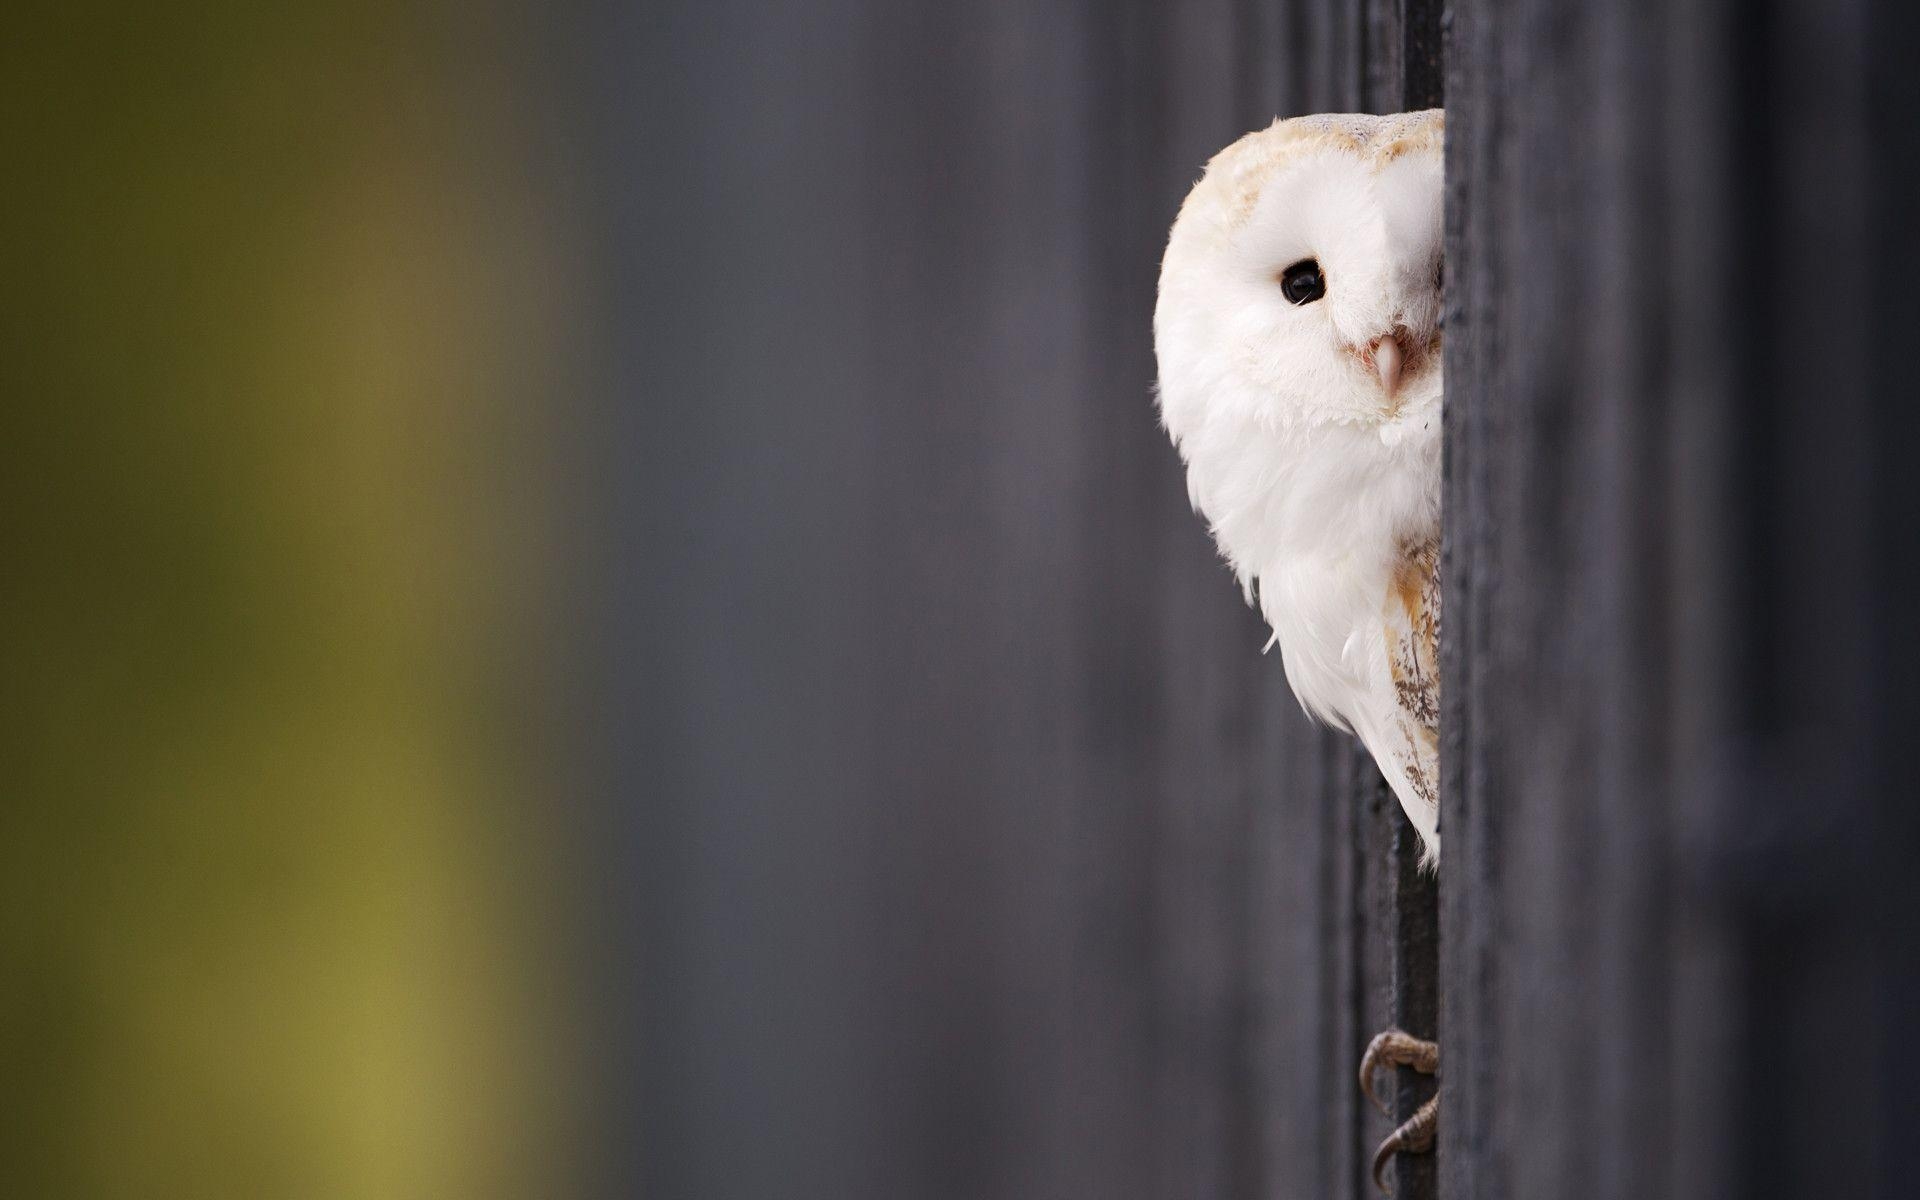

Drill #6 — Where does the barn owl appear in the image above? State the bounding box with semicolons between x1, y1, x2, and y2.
1153;110;1445;1190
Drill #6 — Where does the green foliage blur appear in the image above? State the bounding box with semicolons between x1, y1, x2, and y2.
2;3;578;1195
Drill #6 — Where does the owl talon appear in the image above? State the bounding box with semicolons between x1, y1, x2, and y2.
1358;1027;1438;1117
1370;1094;1438;1194
1358;1028;1438;1193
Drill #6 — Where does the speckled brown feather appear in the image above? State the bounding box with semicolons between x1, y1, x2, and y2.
1384;536;1441;816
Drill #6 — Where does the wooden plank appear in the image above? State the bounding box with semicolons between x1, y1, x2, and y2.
1441;0;1920;1196
580;2;1382;1197
1441;0;1667;1191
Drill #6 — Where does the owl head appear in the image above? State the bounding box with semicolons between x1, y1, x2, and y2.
1155;111;1445;449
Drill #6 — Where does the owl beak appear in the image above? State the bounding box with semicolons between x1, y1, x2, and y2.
1372;334;1405;399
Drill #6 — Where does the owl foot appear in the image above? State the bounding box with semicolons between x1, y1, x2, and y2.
1359;1028;1438;1194
1370;1094;1437;1194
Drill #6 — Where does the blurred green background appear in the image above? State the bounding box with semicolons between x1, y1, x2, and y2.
3;4;577;1195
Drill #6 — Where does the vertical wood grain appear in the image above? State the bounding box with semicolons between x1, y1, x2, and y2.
582;3;1394;1198
1441;1;1920;1197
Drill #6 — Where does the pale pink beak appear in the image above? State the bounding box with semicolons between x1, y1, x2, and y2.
1372;334;1405;399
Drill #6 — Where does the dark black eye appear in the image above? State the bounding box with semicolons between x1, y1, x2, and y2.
1280;259;1325;305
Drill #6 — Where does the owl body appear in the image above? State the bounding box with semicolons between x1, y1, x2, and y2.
1155;111;1445;859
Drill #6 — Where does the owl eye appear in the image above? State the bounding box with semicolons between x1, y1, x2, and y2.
1279;259;1326;305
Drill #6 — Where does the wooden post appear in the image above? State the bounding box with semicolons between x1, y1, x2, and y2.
1441;0;1920;1197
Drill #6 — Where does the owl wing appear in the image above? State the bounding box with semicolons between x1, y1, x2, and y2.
1379;536;1441;837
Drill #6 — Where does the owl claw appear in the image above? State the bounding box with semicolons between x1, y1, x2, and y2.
1358;1027;1438;1117
1370;1095;1438;1194
1358;1028;1438;1193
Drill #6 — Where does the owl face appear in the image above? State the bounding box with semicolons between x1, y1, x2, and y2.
1156;112;1444;441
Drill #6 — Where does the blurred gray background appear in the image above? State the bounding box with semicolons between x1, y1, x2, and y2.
583;3;1367;1197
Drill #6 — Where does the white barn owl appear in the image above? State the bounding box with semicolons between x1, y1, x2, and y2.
1153;110;1445;1189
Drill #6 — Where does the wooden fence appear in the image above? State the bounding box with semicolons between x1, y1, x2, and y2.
595;2;1920;1197
1444;1;1920;1198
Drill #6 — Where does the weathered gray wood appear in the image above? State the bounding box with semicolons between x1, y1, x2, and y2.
1441;1;1920;1197
585;3;1407;1198
599;2;1920;1195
